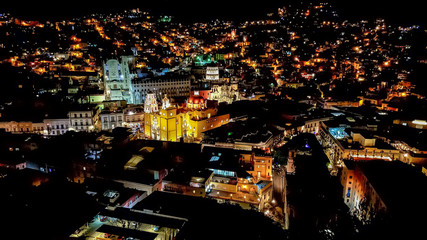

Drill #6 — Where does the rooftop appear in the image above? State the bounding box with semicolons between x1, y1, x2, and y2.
202;117;275;145
358;160;427;216
96;224;158;240
254;180;272;191
99;207;187;229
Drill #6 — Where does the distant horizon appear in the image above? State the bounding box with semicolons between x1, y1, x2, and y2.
0;0;425;26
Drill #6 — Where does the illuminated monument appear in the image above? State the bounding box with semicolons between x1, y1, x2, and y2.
144;92;159;114
144;93;229;142
103;56;134;103
210;84;241;104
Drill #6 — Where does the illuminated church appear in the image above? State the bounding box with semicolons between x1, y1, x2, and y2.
103;56;134;103
144;92;230;142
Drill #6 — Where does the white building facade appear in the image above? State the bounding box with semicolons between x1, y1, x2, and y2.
69;109;99;132
100;111;124;130
44;118;70;135
103;56;134;104
205;66;219;81
131;75;191;104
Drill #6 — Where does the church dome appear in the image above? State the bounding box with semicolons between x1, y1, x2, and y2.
188;95;205;104
187;95;207;110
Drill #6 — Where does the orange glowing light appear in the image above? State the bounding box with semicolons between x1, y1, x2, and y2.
71;36;81;42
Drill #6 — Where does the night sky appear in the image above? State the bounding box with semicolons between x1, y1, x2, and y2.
1;0;425;25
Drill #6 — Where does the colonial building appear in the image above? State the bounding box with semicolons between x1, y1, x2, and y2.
0;121;42;134
201;119;277;152
339;160;427;222
341;160;385;220
0;118;69;135
190;89;211;100
100;110;124;130
122;106;144;131
303;116;332;135
162;170;214;197
318;116;403;173
68;105;100;132
240;151;273;180
131;74;191;104
103;56;134;104
210;83;241;104
144;93;230;142
205;65;220;82
90;207;187;240
44;118;70;135
204;148;273;210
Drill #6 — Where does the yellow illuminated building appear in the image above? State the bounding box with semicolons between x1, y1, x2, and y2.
240;153;273;181
144;93;230;142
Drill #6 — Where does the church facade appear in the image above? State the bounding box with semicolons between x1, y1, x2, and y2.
144;93;230;142
103;56;134;104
